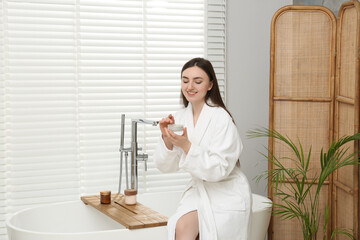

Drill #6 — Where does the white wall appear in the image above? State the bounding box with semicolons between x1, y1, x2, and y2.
294;0;347;16
226;0;292;196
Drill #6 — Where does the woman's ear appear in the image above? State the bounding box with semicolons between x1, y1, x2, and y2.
208;81;213;91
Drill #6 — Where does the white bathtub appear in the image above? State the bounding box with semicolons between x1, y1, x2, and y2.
6;192;271;240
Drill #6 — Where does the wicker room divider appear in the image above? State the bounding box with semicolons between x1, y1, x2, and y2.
333;1;360;239
268;1;360;239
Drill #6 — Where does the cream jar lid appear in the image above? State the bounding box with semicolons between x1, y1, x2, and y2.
168;124;183;132
124;189;137;196
100;190;111;195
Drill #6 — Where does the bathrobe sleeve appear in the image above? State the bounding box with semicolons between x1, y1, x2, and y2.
179;109;243;182
153;136;183;173
153;109;188;173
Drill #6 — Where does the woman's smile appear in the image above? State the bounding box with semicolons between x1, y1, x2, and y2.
186;90;197;96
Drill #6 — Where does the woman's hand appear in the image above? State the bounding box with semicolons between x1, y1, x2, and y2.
159;114;174;135
164;127;191;154
159;114;175;150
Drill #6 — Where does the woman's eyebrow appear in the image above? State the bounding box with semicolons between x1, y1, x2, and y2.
182;76;203;80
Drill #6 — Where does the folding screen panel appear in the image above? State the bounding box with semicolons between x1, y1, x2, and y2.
333;1;360;239
269;5;337;239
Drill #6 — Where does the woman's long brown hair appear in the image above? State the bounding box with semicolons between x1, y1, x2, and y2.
180;57;234;122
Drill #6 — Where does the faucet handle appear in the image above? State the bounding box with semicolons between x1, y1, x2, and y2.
119;147;131;153
119;147;142;153
137;153;148;171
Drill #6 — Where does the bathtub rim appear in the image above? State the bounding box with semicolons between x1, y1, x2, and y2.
252;193;273;212
6;200;132;237
6;192;272;236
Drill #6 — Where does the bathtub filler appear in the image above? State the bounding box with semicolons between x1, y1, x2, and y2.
118;114;159;193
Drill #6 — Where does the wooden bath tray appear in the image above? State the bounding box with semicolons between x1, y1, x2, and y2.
81;193;168;229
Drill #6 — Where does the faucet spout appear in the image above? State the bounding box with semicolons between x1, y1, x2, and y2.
132;119;159;126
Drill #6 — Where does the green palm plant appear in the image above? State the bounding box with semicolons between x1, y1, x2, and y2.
247;128;360;240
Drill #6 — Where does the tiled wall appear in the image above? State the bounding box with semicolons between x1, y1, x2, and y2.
293;0;348;16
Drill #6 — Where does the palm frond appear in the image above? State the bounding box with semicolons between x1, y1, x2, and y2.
330;229;357;240
247;128;360;240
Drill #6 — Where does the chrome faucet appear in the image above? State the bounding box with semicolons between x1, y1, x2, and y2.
118;114;159;193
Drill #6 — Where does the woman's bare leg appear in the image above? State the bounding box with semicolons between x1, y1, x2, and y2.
175;210;199;240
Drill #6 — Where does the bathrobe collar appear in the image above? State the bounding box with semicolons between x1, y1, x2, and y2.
185;101;215;145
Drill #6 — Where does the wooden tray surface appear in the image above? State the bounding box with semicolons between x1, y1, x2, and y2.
81;193;168;229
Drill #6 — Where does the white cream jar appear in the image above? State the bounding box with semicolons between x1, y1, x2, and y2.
168;124;184;135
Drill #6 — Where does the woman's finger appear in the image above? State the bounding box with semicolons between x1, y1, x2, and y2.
167;129;176;138
165;128;172;139
182;127;187;137
168;114;175;124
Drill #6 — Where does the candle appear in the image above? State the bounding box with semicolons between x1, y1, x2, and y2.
124;189;137;205
100;191;111;204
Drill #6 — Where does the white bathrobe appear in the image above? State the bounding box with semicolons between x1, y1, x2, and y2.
154;103;252;240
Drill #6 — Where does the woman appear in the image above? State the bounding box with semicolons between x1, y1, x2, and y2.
154;58;252;240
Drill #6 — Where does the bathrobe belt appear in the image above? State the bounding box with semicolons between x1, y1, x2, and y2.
195;179;218;240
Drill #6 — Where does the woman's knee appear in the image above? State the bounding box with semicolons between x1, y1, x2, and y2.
175;211;199;239
175;220;187;236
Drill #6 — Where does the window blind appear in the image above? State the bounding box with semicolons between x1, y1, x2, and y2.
2;0;79;213
78;0;146;195
207;0;226;99
143;0;205;192
0;1;5;237
0;0;226;239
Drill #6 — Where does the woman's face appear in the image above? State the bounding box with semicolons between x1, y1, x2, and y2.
181;66;213;106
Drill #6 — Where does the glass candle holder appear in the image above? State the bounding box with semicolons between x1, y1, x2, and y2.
124;189;137;205
100;190;111;204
